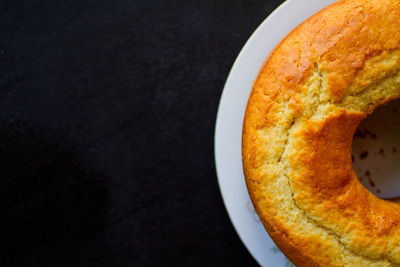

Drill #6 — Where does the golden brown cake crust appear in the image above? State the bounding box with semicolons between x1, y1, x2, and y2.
242;0;400;266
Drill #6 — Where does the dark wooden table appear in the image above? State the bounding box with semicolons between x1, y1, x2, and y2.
0;0;285;265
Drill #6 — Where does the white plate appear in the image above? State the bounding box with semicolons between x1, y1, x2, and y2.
214;0;336;266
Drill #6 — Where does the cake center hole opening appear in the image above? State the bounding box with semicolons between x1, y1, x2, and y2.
352;99;400;200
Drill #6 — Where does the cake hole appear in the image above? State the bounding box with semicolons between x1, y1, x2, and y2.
352;99;400;199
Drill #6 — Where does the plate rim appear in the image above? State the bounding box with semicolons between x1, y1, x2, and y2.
214;1;291;265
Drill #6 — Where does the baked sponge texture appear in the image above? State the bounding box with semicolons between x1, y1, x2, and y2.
242;0;400;266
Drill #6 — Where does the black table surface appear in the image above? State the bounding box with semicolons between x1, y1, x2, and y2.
1;0;285;266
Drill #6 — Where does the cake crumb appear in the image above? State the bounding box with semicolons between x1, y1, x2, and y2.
368;178;375;187
364;129;377;140
360;151;369;159
354;130;366;139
